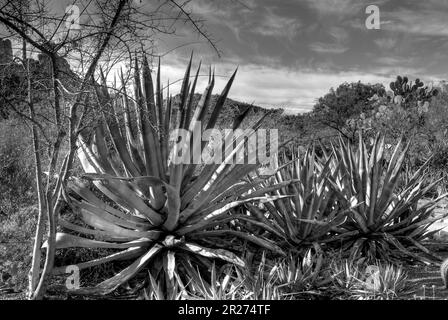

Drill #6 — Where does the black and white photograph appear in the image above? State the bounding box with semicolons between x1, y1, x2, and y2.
1;0;448;308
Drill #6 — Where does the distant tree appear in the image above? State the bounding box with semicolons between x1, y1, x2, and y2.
312;81;386;141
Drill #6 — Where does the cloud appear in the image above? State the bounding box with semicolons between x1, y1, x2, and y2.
159;57;392;114
308;26;351;55
73;0;448;117
231;65;391;112
304;0;374;17
382;8;448;37
153;0;448;115
328;26;350;43
374;38;398;50
251;9;302;39
309;42;349;54
185;0;233;20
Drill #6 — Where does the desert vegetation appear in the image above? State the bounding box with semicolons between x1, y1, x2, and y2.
1;0;448;301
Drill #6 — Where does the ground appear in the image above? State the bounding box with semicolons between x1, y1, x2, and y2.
1;199;448;300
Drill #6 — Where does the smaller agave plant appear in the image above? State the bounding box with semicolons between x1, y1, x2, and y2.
243;145;351;250
352;262;408;300
49;55;291;296
326;133;448;263
240;248;330;300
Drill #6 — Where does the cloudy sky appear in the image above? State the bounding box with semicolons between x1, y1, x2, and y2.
153;0;448;113
3;0;448;113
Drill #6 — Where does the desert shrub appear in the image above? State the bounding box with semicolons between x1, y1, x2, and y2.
312;81;386;141
0;206;37;292
0;119;37;293
0;118;35;213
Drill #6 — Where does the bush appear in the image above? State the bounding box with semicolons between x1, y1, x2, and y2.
0;206;37;292
0;118;35;214
0;119;37;294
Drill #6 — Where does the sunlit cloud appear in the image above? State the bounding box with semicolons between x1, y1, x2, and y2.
328;26;350;43
4;0;445;115
382;8;448;37
309;42;349;54
159;58;394;114
374;38;398;50
304;0;373;16
155;0;448;114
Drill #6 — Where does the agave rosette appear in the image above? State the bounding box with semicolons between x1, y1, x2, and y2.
326;134;447;263
244;146;350;248
51;55;289;296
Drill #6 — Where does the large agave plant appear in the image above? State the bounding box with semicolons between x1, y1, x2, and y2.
244;146;350;249
51;55;288;296
326;133;447;263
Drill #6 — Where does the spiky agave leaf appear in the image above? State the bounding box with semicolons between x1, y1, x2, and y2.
243;144;350;248
53;55;290;297
326;133;448;263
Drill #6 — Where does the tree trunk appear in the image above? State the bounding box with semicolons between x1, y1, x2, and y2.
26;55;48;298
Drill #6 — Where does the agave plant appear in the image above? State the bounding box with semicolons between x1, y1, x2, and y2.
331;259;407;300
184;263;245;300
243;145;350;249
239;248;330;300
50;55;289;296
330;259;364;292
351;262;408;300
238;252;283;300
270;248;332;295
326;133;447;263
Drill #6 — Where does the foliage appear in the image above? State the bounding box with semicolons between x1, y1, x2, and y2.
240;249;330;300
179;263;244;300
312;81;386;140
331;259;407;300
139;248;331;300
0;119;35;212
389;75;438;109
346;77;444;182
0;119;37;294
4;63;448;300
326;134;446;263
417;84;448;193
331;259;364;292
244;146;350;248
50;55;290;297
351;262;408;299
0;206;37;293
239;254;283;300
